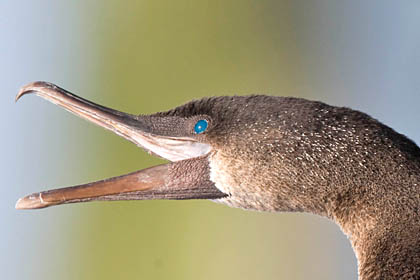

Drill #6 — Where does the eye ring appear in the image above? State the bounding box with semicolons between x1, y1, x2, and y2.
194;119;208;134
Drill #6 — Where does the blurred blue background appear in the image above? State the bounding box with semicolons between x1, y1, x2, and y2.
2;1;419;279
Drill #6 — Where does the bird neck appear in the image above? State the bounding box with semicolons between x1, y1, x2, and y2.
334;206;420;280
210;137;420;279
325;170;420;280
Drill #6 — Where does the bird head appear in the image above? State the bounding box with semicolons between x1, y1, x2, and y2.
16;82;326;212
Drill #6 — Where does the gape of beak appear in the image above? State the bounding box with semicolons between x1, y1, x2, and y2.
15;82;227;209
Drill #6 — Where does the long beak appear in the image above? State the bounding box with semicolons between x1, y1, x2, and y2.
16;156;226;209
15;82;227;209
16;82;152;148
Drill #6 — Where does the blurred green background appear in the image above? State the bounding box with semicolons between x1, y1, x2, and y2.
2;1;420;280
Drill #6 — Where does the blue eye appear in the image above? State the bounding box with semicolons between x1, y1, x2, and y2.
194;119;208;134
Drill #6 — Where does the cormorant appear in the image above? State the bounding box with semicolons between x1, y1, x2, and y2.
15;82;420;280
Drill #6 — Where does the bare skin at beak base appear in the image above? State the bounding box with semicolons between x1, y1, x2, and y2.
15;82;227;209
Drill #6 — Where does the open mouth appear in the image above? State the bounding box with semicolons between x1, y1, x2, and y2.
15;82;227;209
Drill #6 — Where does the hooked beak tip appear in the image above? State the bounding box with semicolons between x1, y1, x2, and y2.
15;81;54;103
